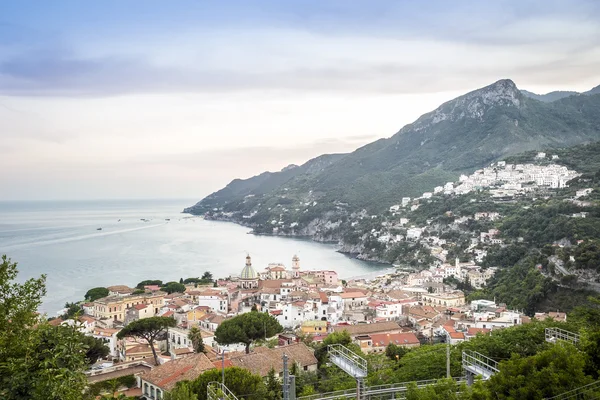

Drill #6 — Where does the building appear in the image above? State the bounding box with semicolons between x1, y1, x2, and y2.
138;352;215;399
421;291;465;308
301;320;328;335
331;321;403;340
238;254;259;289
229;343;317;377
356;332;420;354
340;292;367;311
196;292;229;314
93;291;166;322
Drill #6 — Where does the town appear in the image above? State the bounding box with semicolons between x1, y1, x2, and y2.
58;250;566;399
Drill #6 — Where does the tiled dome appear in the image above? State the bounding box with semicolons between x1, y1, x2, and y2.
240;255;257;280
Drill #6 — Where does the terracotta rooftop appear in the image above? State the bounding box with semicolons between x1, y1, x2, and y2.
340;292;367;299
467;327;491;336
368;332;420;347
133;304;148;310
229;343;317;377
449;332;465;339
259;279;292;289
142;352;215;391
331;321;401;336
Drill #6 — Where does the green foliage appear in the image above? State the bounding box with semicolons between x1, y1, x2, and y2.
188;326;205;353
0;255;89;400
215;311;283;354
61;301;83;319
385;343;410;361
135;279;163;289
314;330;355;366
265;368;282;400
165;381;197;400
161;281;186;294
85;287;109;301
187;367;267;400
82;335;110;364
89;375;137;397
117;316;176;364
132;289;145;295
486;343;593;399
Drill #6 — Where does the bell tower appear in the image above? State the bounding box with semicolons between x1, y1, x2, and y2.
292;254;300;278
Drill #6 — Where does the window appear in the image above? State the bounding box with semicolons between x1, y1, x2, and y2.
144;383;149;395
303;366;308;371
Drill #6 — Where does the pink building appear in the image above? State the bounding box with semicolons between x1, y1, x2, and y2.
314;270;338;285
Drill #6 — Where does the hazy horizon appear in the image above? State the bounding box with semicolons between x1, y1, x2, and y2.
2;1;600;201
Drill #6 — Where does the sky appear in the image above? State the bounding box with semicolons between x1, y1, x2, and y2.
1;1;599;201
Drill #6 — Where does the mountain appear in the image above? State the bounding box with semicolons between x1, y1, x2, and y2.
186;79;600;238
520;90;579;102
521;83;600;102
586;84;600;95
183;153;346;214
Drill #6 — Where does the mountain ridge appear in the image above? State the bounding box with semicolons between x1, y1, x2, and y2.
185;79;600;239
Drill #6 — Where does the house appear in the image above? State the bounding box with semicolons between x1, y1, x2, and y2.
94;291;166;322
196;292;228;314
91;327;121;358
421;291;465;308
138;352;215;399
107;285;136;296
301;320;328;335
356;332;420;354
125;304;153;325
340;292;367;310
229;343;317;377
199;313;227;332
330;321;403;339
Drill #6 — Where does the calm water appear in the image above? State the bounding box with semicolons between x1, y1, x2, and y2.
0;199;387;314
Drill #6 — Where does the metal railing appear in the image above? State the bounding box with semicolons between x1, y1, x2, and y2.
462;350;498;379
545;328;580;346
207;382;239;400
328;344;368;378
544;380;600;399
297;377;466;400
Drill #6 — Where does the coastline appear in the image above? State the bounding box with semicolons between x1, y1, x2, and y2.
192;212;393;266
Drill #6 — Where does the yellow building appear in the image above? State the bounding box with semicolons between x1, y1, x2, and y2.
93;291;166;322
421;291;465;308
301;320;328;335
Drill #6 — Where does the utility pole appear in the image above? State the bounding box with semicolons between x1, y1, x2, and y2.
221;349;227;386
446;337;451;378
282;353;289;400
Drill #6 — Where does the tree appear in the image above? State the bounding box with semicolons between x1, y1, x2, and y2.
202;271;213;281
385;343;409;361
82;335;110;364
161;282;186;294
179;278;184;284
0;255;89;399
61;302;83;319
135;280;162;289
165;381;197;400
188;326;205;353
486;343;593;399
85;287;109;302
188;367;266;400
215;312;283;354
266;367;282;400
117;316;176;365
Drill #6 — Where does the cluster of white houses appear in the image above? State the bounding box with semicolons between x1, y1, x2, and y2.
64;254;566;399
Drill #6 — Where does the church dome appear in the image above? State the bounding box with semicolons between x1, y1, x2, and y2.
240;255;258;280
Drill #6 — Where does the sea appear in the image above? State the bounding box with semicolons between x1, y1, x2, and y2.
0;199;390;315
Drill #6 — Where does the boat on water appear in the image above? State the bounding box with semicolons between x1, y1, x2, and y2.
97;227;102;231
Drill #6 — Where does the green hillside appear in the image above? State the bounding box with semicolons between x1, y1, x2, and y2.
186;79;600;233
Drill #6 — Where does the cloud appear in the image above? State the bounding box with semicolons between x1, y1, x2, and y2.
1;5;599;97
